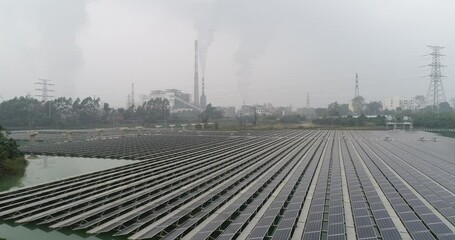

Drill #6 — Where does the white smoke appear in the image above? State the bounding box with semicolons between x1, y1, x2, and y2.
194;1;220;78
236;36;269;104
192;0;288;103
231;0;284;104
33;0;88;95
0;0;88;97
195;18;215;77
151;0;292;104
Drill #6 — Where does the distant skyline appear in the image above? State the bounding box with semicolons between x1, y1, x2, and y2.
1;0;454;108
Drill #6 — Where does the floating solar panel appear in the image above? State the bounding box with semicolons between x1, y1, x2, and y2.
2;130;455;239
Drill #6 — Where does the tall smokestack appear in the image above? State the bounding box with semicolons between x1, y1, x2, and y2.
194;40;200;106
200;77;207;109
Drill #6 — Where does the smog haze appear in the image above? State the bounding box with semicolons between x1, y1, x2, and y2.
1;0;454;107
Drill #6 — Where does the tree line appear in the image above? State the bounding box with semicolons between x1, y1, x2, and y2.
312;95;455;128
0;96;225;129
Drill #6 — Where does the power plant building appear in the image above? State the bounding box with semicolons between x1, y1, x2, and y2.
140;89;194;112
216;106;236;119
383;97;416;111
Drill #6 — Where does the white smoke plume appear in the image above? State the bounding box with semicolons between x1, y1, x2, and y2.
193;1;222;78
34;0;88;95
184;0;290;103
236;36;269;104
0;0;88;96
195;15;216;77
231;0;284;104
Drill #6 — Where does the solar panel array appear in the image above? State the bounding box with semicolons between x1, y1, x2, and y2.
1;130;455;240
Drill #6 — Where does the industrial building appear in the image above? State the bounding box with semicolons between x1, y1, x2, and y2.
239;103;294;118
140;89;198;112
215;106;236;118
132;40;208;113
383;97;417;111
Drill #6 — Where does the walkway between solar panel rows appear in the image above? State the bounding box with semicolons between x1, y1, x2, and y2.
1;130;455;240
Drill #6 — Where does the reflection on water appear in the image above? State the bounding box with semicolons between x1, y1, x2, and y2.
0;155;136;240
0;220;115;240
1;155;135;192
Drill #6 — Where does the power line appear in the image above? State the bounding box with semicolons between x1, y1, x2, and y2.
426;46;447;109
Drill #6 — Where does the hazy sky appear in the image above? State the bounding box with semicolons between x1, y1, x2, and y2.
1;0;454;108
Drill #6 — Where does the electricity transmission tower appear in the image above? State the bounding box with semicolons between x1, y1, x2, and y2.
355;73;359;97
131;83;135;107
306;92;310;109
35;78;54;102
426;46;447;109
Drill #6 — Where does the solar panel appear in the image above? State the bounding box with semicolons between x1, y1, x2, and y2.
3;130;455;240
303;231;322;240
427;223;453;235
410;231;437;240
356;226;377;239
327;234;346;240
328;223;345;235
380;228;401;240
354;216;372;227
305;221;322;232
404;220;428;233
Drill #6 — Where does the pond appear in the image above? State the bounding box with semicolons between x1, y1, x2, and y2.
0;155;137;240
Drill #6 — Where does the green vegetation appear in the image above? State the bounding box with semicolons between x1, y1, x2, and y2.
0;126;26;177
312;96;455;129
413;111;455;129
2;95;455;130
430;131;455;139
313;115;385;127
0;96;174;129
0;96;230;129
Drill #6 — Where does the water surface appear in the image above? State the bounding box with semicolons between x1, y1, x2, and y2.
0;155;136;240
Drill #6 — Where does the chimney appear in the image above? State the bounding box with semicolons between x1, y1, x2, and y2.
194;40;200;106
200;77;207;109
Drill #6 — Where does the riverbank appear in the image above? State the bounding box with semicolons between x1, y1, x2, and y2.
433;131;455;138
0;157;27;177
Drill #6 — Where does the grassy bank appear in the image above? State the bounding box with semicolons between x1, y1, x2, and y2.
0;157;27;176
431;131;455;138
1;125;26;178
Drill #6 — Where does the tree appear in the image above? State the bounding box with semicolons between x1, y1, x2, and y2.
53;97;74;120
365;101;382;115
169;110;199;123
314;108;328;118
143;98;170;124
0;126;23;161
328;102;341;117
339;104;350;116
102;102;110;121
199;104;223;123
78;97;101;125
352;96;365;115
0;96;45;128
414;95;426;109
439;102;452;113
0;125;25;176
450;98;455;109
